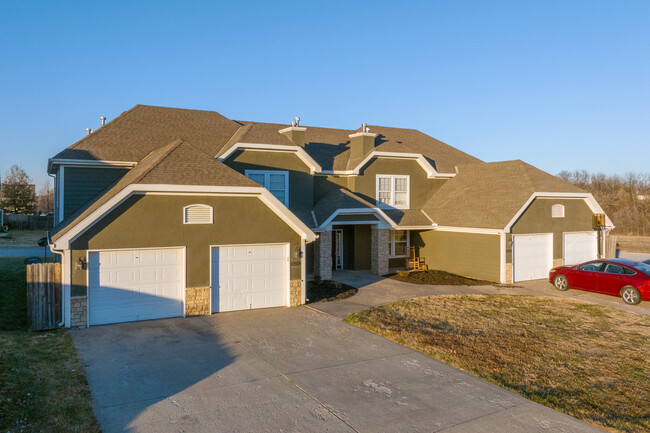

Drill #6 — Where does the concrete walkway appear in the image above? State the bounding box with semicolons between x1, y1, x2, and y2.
311;270;649;317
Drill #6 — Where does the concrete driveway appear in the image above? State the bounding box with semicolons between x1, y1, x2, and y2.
72;305;603;432
312;270;650;317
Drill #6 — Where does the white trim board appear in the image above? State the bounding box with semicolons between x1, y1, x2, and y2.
321;151;457;178
48;158;138;174
318;208;395;231
51;184;316;249
217;143;322;174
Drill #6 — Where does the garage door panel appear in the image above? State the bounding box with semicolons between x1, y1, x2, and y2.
513;234;553;282
88;249;183;326
564;232;597;265
212;244;288;313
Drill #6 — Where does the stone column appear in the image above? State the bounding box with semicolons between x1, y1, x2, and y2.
314;231;332;280
371;227;389;276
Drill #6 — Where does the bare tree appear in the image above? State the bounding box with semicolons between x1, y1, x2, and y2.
0;165;36;214
558;170;650;235
37;181;54;214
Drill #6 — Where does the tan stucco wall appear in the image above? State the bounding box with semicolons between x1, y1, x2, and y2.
510;198;595;260
417;230;501;282
69;194;301;297
354;158;447;209
225;149;314;215
314;175;352;203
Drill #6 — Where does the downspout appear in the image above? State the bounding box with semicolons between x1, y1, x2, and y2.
48;235;65;327
47;171;66;327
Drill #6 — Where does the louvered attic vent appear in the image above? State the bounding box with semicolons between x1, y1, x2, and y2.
184;204;213;224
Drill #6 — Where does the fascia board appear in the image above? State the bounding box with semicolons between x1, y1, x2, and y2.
217;142;322;174
435;226;504;235
48;158;138;174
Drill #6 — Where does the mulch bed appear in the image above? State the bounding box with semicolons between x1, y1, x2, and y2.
388;269;494;286
306;280;358;303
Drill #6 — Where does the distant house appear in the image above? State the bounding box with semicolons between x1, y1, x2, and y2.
47;105;613;328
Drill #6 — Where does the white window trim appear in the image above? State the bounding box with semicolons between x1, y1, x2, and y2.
245;170;289;207
183;204;214;224
552;204;565;218
389;230;410;258
376;175;410;209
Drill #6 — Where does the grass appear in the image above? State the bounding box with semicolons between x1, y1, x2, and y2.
0;258;101;433
0;230;47;248
345;295;650;433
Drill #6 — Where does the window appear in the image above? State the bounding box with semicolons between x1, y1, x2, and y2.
552;204;565;218
388;230;409;257
604;263;625;274
577;262;604;272
245;170;289;206
376;175;409;209
184;204;213;224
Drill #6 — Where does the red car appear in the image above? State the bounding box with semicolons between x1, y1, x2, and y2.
549;258;650;305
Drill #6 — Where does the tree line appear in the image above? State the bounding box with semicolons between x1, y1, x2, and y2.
0;165;53;215
557;171;650;236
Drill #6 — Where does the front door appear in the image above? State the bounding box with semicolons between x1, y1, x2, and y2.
333;229;343;270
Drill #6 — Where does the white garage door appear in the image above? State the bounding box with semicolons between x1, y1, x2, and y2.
88;248;184;325
513;234;553;282
564;232;597;265
211;243;288;313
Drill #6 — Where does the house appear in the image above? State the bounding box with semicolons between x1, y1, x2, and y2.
47;105;613;327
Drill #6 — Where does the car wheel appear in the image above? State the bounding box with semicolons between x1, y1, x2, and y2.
553;274;569;291
620;286;641;305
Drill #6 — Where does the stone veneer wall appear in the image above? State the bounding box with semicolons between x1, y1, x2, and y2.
290;280;302;306
371;227;389;276
70;296;87;328
186;287;210;316
505;263;513;284
314;231;332;280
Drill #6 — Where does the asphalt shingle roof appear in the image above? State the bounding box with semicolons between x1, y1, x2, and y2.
50;139;257;242
53;105;481;175
422;160;586;229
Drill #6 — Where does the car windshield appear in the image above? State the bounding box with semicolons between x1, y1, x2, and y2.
632;262;650;276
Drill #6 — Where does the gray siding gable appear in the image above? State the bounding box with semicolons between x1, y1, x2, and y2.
63;167;130;219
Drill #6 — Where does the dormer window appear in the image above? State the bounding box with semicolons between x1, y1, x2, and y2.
376;175;409;209
552;204;565;218
184;204;213;224
245;170;289;206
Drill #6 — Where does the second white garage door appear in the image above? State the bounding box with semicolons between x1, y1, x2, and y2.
564;232;597;265
513;233;553;282
211;243;288;313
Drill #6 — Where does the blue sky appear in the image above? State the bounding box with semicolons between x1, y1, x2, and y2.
1;0;649;188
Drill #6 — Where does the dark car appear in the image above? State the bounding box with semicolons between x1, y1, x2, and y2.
549;258;650;305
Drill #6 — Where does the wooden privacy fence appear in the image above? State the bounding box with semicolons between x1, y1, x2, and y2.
5;214;54;230
26;263;62;331
605;235;618;258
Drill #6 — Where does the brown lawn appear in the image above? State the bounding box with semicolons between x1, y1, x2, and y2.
345;295;650;433
0;258;101;433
